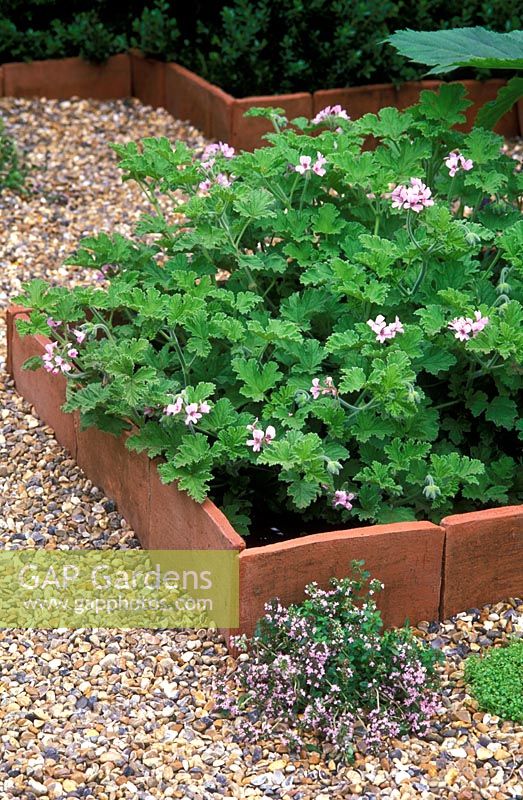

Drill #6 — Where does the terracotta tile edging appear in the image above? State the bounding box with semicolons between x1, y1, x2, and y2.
2;54;131;99
440;505;523;619
5;310;523;643
1;55;520;145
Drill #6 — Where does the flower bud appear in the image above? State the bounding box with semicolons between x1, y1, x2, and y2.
423;475;441;501
325;459;342;475
496;282;511;295
464;229;481;247
407;384;421;404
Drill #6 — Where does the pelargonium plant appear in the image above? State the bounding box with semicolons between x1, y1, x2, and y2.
216;561;442;759
17;84;523;536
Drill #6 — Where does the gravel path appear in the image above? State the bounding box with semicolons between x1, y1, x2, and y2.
0;99;522;798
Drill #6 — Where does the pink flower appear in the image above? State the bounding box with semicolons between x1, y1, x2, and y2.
201;157;215;171
264;425;276;444
312;152;327;177
444;151;474;177
215;173;232;188
310;378;322;399
67;348;78;358
448;316;472;341
184;402;203;425
164;396;184;416
448;311;489;341
246;419;276;451
471;310;489;334
367;315;404;343
296;153;327;177
247;427;264;453
198;401;212;415
46;317;61;328
43;342;57;357
391;178;434;213
218;141;235;158
310;376;338;399
295;155;312;174
199;178;212;192
73;329;86;344
332;490;355;511
202;141;235;161
312;105;350;124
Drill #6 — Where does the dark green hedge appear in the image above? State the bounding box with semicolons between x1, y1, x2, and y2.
1;0;521;93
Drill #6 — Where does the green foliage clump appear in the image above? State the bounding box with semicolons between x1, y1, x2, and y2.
218;561;442;757
0;117;25;193
16;85;523;536
465;640;523;722
131;0;181;62
196;0;522;96
0;1;521;93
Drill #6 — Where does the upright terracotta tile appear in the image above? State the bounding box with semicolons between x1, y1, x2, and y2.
130;49;166;108
3;54;131;99
6;306;76;456
395;80;442;109
148;461;245;552
0;66;4;97
165;63;234;140
313;84;396;120
231;92;312;150
75;424;150;543
236;521;445;638
441;506;523;619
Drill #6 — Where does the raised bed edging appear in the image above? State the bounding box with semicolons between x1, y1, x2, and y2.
1;54;521;150
2;54;131;100
6;306;523;641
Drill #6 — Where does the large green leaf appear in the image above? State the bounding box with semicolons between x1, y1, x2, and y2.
476;76;523;129
387;27;523;73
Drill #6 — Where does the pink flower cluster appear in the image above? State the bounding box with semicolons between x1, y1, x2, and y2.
312;105;350;124
164;394;212;426
391;178;434;213
295;152;327;177
199;173;233;192
332;489;355;511
448;310;489;341
42;342;74;374
246;419;276;452
444;150;473;177
42;323;86;375
310;376;338;399
367;314;404;343
199;141;235;192
201;141;235;169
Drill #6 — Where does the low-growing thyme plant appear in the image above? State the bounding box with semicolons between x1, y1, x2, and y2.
216;561;442;759
17;84;523;535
